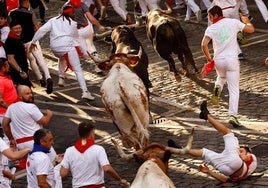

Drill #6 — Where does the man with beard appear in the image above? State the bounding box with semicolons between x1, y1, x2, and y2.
2;85;57;162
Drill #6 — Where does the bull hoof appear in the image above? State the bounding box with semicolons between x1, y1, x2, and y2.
174;74;182;82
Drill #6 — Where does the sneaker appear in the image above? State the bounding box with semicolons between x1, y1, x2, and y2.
211;85;221;105
195;10;202;22
238;53;245;60
229;115;242;127
237;32;248;45
40;79;46;87
184;16;190;22
82;91;95;101
167;139;182;148
46;78;53;94
199;101;209;120
58;77;65;87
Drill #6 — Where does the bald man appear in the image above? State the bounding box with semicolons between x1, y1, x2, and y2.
2;85;57;161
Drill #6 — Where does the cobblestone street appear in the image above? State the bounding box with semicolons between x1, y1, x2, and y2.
10;0;268;187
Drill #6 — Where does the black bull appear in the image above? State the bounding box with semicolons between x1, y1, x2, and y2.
146;10;199;82
110;26;152;93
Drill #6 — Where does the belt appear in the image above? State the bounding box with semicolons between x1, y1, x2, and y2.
16;136;34;144
79;184;104;188
77;24;89;29
230;162;244;178
222;6;235;10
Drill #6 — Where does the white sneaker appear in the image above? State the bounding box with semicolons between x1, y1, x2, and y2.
196;10;202;22
184;16;190;22
58;77;65;87
82;91;95;100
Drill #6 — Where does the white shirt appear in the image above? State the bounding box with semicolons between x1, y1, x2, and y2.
32;16;79;53
0;138;9;184
26;152;56;188
204;18;245;59
60;144;109;188
5;102;43;142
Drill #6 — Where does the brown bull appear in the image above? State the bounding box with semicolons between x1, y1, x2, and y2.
111;128;194;188
145;3;199;82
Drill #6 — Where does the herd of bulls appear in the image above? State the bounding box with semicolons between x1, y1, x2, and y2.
91;4;198;187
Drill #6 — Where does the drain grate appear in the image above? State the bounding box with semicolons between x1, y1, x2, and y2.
151;118;168;124
251;143;268;157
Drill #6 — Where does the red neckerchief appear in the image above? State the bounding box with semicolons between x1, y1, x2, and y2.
231;155;254;181
0;22;8;29
8;31;21;40
74;138;95;153
212;16;224;24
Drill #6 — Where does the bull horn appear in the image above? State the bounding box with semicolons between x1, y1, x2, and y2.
161;2;172;14
111;139;143;160
165;128;194;154
94;28;113;41
126;46;142;60
87;52;110;64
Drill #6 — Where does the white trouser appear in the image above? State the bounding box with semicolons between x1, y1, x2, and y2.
0;46;6;58
54;48;89;93
200;0;211;10
214;57;240;117
25;41;51;80
137;0;160;16
185;0;200;18
239;0;249;16
109;0;128;20
255;0;268;22
77;23;96;55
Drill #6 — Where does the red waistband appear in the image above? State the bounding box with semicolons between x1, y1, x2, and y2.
16;136;34;144
78;24;89;29
222;6;235;10
79;184;104;188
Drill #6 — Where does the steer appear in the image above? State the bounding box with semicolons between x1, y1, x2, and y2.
111;128;194;188
90;48;150;150
110;25;152;93
145;4;199;82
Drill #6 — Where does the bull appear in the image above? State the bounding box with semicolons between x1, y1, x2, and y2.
89;48;150;150
111;128;194;188
145;3;199;82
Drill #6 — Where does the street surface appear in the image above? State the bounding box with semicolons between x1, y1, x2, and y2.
12;0;268;187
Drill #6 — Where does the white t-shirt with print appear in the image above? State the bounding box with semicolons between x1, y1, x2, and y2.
204;17;245;59
26;151;56;188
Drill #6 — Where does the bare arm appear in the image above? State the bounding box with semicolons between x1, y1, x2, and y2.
2;148;30;161
199;164;230;183
60;166;70;178
85;11;105;31
0;93;9;109
201;36;212;61
2;117;14;141
103;165;129;186
240;15;255;33
37;175;51;188
6;54;28;79
37;109;53;126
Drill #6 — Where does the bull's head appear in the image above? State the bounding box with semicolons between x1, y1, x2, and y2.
111;128;194;174
88;47;142;71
